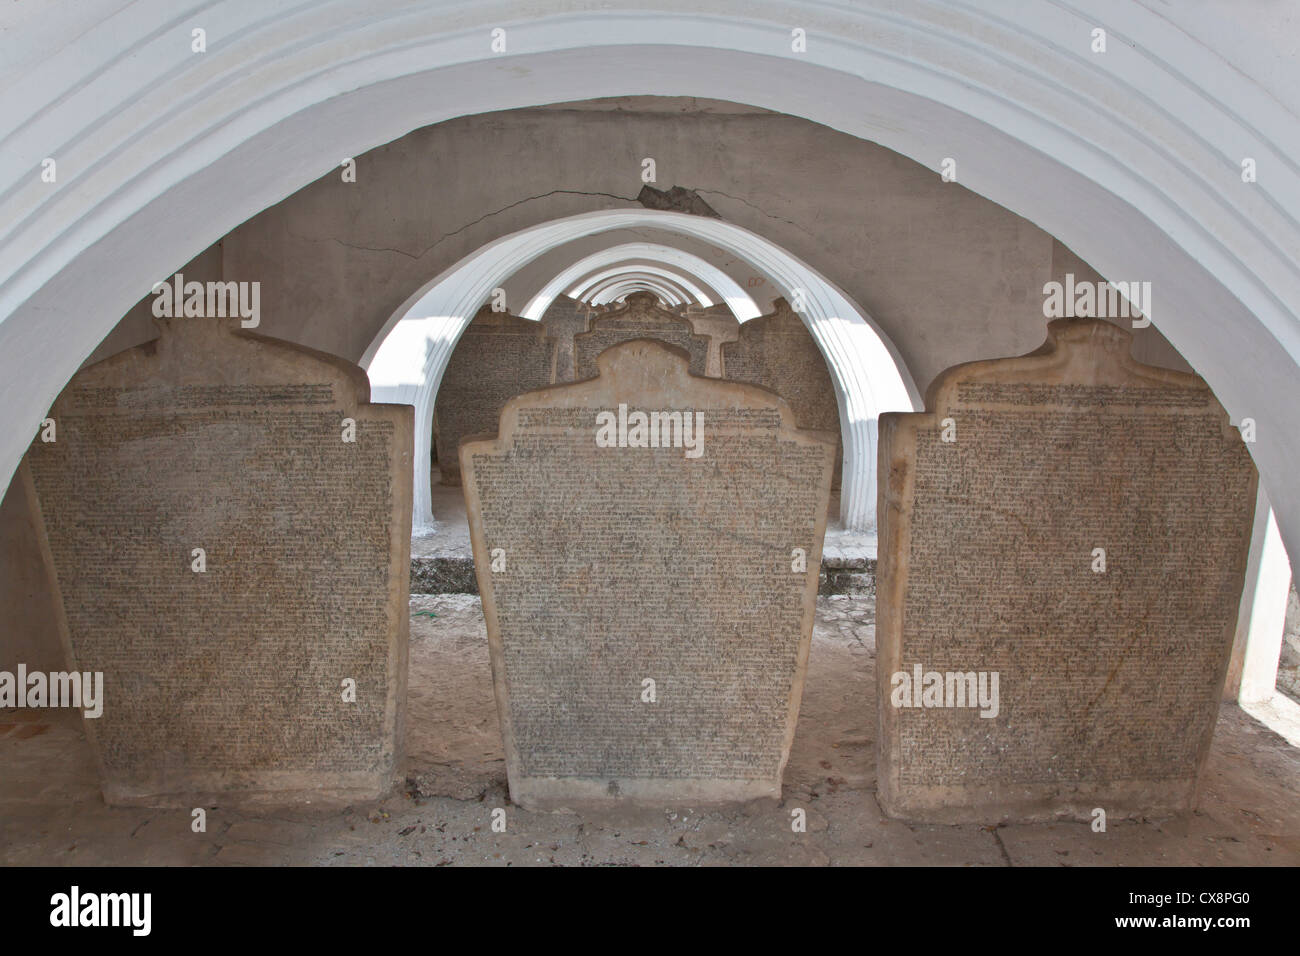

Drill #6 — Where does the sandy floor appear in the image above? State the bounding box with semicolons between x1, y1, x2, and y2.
0;594;1296;866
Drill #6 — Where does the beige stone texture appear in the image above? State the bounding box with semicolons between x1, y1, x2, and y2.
721;297;842;487
434;306;556;485
460;339;835;808
26;318;412;806
876;319;1256;823
572;292;710;381
538;295;592;383
682;303;739;377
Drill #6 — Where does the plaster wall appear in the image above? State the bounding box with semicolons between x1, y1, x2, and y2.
216;103;1189;393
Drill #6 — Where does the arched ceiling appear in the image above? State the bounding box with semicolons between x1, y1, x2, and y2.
1;2;1297;558
522;242;759;319
572;266;704;305
501;226;781;317
365;209;916;532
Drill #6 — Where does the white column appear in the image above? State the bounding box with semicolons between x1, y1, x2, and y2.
1234;488;1293;704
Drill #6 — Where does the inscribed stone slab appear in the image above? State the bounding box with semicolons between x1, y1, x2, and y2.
26;318;412;806
539;295;592;383
683;304;739;378
434;307;556;484
461;339;836;808
722;298;842;486
876;319;1256;823
573;292;709;381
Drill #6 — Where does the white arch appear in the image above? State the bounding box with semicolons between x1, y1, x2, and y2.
522;243;760;320
580;272;696;308
364;209;918;533
588;281;682;308
2;4;1300;566
573;267;705;307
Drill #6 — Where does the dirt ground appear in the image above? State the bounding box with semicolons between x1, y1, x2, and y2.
0;594;1297;866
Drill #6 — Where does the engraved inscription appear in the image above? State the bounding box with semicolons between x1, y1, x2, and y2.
877;319;1256;821
434;308;555;485
26;319;411;804
722;297;842;486
462;340;835;806
573;292;709;381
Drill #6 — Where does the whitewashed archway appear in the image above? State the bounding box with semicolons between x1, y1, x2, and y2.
364;210;918;533
581;272;695;308
2;3;1299;566
522;243;760;320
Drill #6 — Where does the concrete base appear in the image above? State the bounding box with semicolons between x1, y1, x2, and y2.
509;777;781;812
102;771;397;810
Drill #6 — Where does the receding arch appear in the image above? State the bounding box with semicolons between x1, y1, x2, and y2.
579;271;696;308
522;243;760;319
364;209;918;533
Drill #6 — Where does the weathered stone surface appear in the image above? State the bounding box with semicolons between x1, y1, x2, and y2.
635;184;721;218
27;318;412;806
722;298;842;486
538;295;592;383
434;306;555;485
683;303;739;378
461;340;836;808
573;292;710;381
1279;583;1300;703
877;319;1256;823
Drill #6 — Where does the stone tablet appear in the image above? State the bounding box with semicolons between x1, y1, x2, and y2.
538;295;592;383
434;307;555;484
722;298;842;486
683;303;739;378
27;318;412;806
876;319;1256;823
461;339;836;808
573;292;710;381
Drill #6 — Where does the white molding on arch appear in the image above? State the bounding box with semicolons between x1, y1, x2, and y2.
573;267;704;307
1;3;1299;562
580;271;696;308
364;209;918;533
522;242;760;320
